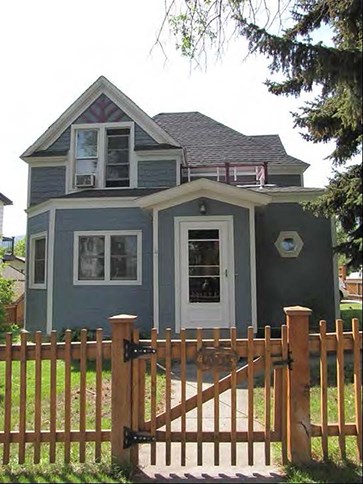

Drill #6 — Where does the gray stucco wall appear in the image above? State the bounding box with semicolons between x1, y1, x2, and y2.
26;211;49;333
52;208;153;334
30;167;66;206
138;160;177;187
158;198;251;335
255;203;335;331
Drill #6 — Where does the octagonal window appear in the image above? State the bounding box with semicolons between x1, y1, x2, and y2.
275;231;303;258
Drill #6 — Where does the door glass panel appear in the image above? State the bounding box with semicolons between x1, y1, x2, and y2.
188;229;220;303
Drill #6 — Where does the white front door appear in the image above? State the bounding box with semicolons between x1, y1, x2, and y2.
176;218;235;330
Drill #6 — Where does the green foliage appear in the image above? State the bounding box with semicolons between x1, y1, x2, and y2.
305;164;362;269
14;237;26;257
165;0;362;267
0;263;15;326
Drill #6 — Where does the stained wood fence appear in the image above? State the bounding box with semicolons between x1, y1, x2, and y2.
0;307;361;467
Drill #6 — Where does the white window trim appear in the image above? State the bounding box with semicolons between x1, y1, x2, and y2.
73;230;142;285
29;232;47;289
274;230;304;258
68;122;136;193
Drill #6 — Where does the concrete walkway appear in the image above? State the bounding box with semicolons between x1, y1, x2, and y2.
133;363;284;483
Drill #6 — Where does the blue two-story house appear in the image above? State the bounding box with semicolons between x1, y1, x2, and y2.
22;76;338;335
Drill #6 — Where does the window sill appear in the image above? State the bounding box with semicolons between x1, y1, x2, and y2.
73;280;142;286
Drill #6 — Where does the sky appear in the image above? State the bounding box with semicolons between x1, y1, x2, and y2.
0;0;346;237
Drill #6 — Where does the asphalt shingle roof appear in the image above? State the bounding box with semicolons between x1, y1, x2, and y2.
0;193;13;205
153;112;309;169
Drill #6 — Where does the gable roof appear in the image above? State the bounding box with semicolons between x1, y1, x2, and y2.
153;112;309;169
0;193;13;205
22;76;180;159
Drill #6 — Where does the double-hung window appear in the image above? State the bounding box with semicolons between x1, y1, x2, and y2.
75;129;98;176
29;233;47;289
72;124;132;189
74;231;142;285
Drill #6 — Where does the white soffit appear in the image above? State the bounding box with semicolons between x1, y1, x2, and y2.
137;178;271;210
21;76;180;159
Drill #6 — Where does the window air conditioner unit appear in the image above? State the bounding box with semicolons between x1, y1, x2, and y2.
75;174;96;188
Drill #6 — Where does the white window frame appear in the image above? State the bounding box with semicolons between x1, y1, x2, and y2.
274;230;304;258
29;232;47;289
73;230;142;285
69;122;135;192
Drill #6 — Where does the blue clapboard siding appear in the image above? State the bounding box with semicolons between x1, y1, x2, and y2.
25;211;49;333
30;166;66;206
158;198;251;336
255;203;335;330
44;94;159;154
138;160;177;187
52;208;153;334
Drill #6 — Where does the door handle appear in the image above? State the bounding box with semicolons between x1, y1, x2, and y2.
224;269;228;277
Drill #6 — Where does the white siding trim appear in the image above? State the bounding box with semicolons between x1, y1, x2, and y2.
249;207;257;332
46;208;56;334
73;230;142;286
153;209;159;331
27;197;139;217
29;232;48;290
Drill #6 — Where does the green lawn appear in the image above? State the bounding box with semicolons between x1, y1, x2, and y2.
254;359;362;483
340;301;362;330
0;350;165;481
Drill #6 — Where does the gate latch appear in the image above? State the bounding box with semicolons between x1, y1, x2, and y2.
124;339;156;362
123;427;155;448
272;351;293;370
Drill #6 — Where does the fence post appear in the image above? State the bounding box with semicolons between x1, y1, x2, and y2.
109;314;137;466
284;306;312;464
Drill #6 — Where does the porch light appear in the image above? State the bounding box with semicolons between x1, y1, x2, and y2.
199;200;207;215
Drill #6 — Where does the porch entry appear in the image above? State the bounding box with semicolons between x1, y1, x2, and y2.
175;217;235;330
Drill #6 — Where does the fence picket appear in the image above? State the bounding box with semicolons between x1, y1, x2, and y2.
247;326;254;466
34;331;42;464
49;330;57;463
264;326;271;465
131;329;140;467
230;326;237;466
319;321;328;460
2;332;12;465
336;319;346;460
18;331;28;464
64;330;72;463
165;328;172;466
79;329;87;462
352;318;362;461
180;328;187;466
213;328;220;465
150;328;157;465
197;328;203;466
95;328;103;462
281;325;288;465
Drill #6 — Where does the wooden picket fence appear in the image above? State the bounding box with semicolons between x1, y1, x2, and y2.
0;307;361;467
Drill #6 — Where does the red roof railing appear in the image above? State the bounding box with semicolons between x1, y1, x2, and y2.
181;162;268;187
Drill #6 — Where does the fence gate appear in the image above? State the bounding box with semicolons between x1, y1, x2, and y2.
122;325;290;468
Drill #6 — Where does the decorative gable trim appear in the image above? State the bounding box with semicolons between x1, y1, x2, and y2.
21;76;180;159
137;178;271;210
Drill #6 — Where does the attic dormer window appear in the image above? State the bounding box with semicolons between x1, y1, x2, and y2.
76;129;98;175
106;128;130;187
71;122;134;190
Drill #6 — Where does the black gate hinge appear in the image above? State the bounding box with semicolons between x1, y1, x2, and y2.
124;339;156;362
272;351;294;370
123;427;156;448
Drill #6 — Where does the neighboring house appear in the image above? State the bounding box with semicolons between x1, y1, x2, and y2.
22;76;337;335
0;193;13;241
